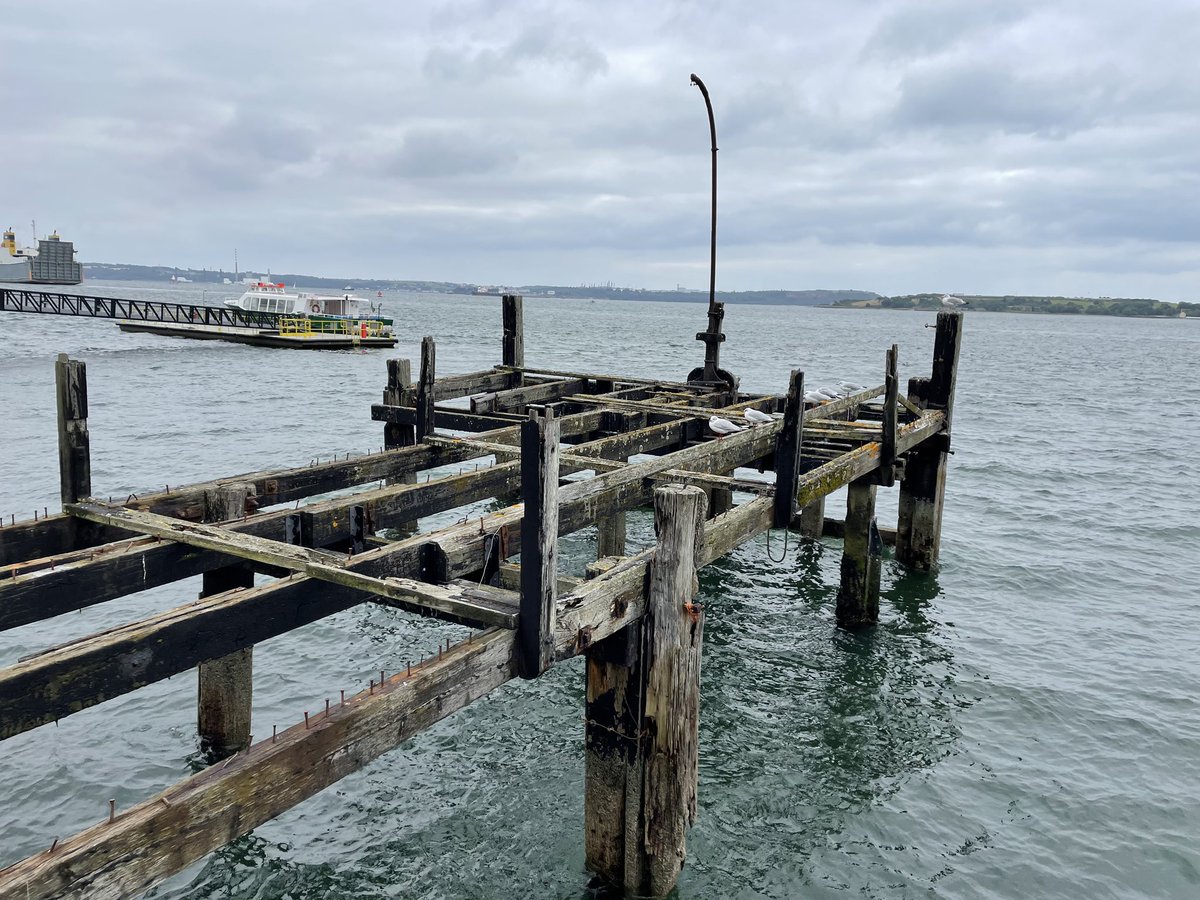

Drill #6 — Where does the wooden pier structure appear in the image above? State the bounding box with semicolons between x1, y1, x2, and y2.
0;295;961;898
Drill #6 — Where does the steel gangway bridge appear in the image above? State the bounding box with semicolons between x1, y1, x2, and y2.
0;287;280;329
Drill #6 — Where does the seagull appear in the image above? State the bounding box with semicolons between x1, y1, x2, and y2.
709;415;744;436
837;381;866;394
940;294;967;309
804;390;828;404
743;408;773;425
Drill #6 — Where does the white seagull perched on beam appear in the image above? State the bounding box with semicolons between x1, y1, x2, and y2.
709;415;744;436
940;294;967;309
743;408;773;425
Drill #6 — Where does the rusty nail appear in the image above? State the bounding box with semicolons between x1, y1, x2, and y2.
108;799;116;823
407;660;411;676
33;510;37;521
304;711;310;728
369;679;375;694
49;838;58;853
340;689;346;706
438;646;442;661
44;507;48;518
272;724;277;743
325;698;331;716
380;669;385;685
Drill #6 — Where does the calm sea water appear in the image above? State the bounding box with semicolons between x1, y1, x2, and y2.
1;282;1198;899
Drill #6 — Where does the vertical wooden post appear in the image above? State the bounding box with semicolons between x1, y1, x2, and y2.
197;483;254;759
596;457;627;558
502;293;524;368
382;358;414;451
55;353;91;505
519;407;559;679
880;344;898;487
797;495;825;539
896;311;962;571
836;478;881;627
416;336;436;441
773;369;804;527
383;358;418;532
584;484;707;897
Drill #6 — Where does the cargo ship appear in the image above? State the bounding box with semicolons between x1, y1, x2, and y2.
1;228;83;284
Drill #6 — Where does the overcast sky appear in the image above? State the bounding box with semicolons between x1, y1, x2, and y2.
5;0;1199;298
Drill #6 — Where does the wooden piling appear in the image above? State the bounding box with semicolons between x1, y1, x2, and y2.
54;354;91;506
518;407;559;678
880;344;898;487
584;484;707;897
896;312;961;571
502;294;524;368
773;369;804;527
197;483;254;759
797;495;825;539
836;478;881;627
416;337;436;441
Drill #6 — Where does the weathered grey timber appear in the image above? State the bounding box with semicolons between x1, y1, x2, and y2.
55;354;91;505
519;408;560;678
502;294;524;367
584;485;707;894
0;297;962;900
896;311;962;570
836;478;881;626
416;336;436;441
798;496;826;539
773;369;805;526
197;483;254;759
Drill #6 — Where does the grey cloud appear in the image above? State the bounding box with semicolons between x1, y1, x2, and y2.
383;127;519;179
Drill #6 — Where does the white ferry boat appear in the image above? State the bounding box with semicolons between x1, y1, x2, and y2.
225;282;393;328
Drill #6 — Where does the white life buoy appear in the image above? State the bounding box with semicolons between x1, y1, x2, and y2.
309;301;320;314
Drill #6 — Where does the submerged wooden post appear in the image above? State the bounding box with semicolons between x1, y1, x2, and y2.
502;293;524;368
416;336;436;441
896;311;962;571
197;483;254;759
836;478;881;627
797;495;825;539
55;353;91;505
584;484;707;897
773;369;804;527
518;407;559;678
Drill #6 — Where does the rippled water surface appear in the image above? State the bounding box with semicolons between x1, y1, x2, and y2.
2;283;1198;898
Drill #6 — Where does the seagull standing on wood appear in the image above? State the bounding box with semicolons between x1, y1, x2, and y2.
709;416;744;437
743;408;773;425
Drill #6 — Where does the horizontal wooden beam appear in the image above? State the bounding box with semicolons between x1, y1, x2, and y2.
470;377;588;414
63;503;519;629
429;368;517;402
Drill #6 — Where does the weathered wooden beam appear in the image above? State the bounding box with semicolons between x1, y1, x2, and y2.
416;336;436;440
836;478;881;627
197;483;254;760
585;485;706;897
61;503;518;630
896;312;961;570
797;495;825;539
55;353;92;506
815;516;897;546
649;470;773;496
0;627;521;900
773;369;805;527
502;294;524;368
880;344;899;486
471;378;588;414
371;405;527;431
518;409;559;678
430;368;516;403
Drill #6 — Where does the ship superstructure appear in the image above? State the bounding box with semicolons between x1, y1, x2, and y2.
1;228;84;284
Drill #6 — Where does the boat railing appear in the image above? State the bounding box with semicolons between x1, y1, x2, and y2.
278;317;391;337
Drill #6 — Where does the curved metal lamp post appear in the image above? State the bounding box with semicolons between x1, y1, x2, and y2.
687;74;733;389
